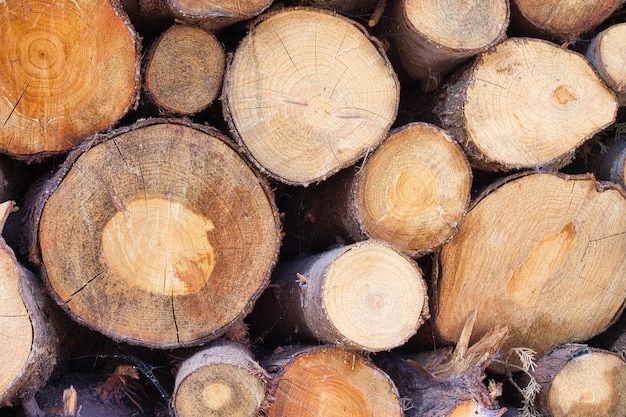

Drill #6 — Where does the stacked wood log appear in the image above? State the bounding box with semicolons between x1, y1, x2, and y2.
0;0;625;416
173;341;269;417
515;344;626;417
0;0;140;161
26;119;281;349
436;172;626;361
0;202;58;417
385;0;509;91
223;7;400;185
144;25;226;115
252;239;429;351
263;345;404;417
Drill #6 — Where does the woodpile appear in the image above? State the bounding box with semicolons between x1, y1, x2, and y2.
0;0;625;416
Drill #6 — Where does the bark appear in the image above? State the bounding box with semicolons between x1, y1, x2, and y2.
385;0;509;91
586;129;626;189
509;0;625;43
377;313;509;417
223;7;400;185
252;239;429;352
288;0;378;18
173;340;268;417
0;0;140;162
435;172;626;363
585;23;626;106
144;25;226;115
25;118;281;349
0;202;58;417
522;344;626;417
134;0;273;33
435;37;618;171
264;345;403;417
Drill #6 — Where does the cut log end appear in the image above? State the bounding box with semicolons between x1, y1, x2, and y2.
511;0;624;42
0;0;140;160
145;25;225;115
355;122;471;255
437;37;618;171
437;173;626;360
0;201;57;409
389;0;509;90
257;240;429;352
37;121;281;348
320;241;428;351
527;345;626;417
173;342;267;417
586;23;626;106
224;7;399;185
267;346;403;417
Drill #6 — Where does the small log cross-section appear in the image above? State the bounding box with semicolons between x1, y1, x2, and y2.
32;120;281;349
265;346;403;417
144;25;226;115
387;0;509;91
224;7;400;185
435;37;617;171
173;340;268;417
348;122;471;255
254;239;429;352
436;172;626;361
510;0;625;43
585;23;626;106
164;0;274;32
523;344;626;417
0;0;140;161
0;202;58;417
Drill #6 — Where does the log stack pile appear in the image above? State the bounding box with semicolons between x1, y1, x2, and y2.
1;0;625;416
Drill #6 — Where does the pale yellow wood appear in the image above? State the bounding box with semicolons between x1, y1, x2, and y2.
549;352;626;417
225;8;399;185
437;173;626;359
586;23;626;106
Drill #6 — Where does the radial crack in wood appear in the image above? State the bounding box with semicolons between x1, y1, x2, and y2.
0;0;140;161
224;7;400;185
35;120;281;349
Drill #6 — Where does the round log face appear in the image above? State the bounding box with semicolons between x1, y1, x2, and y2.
268;347;402;417
355;123;471;254
548;352;626;417
0;248;31;400
321;242;427;351
588;23;626;104
0;0;138;158
436;173;626;358
38;123;280;348
512;0;624;41
226;8;399;185
175;364;265;417
145;25;225;115
404;0;509;50
462;38;617;169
